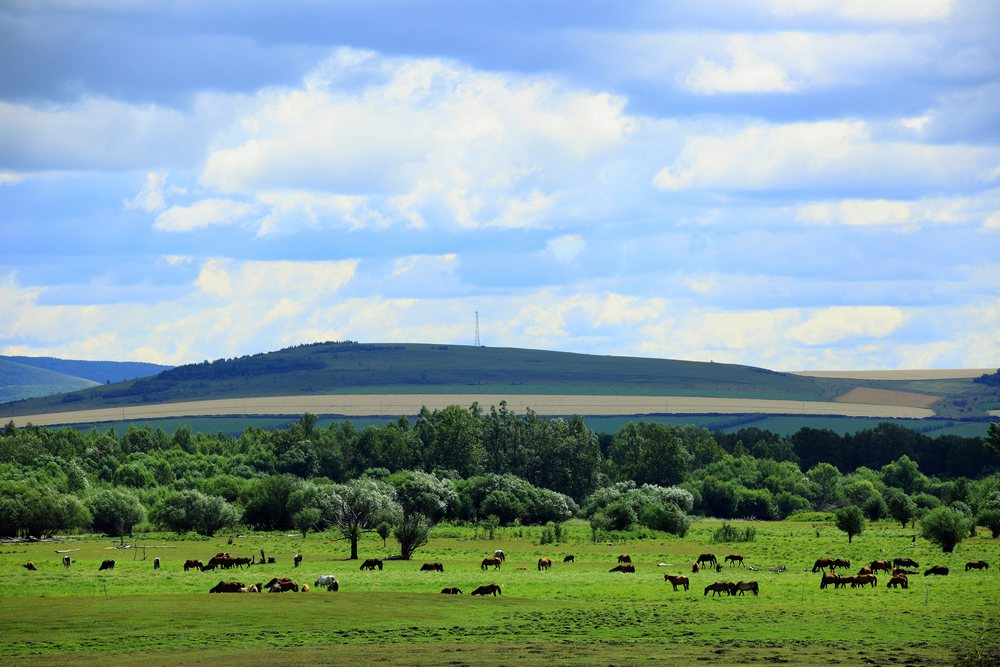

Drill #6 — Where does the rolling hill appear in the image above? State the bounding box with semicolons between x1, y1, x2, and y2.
0;355;171;404
3;342;997;428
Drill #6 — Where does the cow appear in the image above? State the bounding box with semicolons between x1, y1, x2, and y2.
493;550;506;562
62;556;71;570
99;560;115;571
183;560;203;572
893;557;919;568
471;584;501;596
264;577;298;592
293;553;303;568
420;563;444;572
966;560;989;571
924;566;949;576
812;558;834;573
852;573;877;588
819;572;840;589
724;555;745;568
618;554;632;564
440;587;463;594
481;556;502;570
664;574;689;591
360;558;383;571
209;581;245;593
735;581;759;596
610;564;635;573
153;557;159;570
537;557;552;571
697;554;718;569
831;558;851;571
704;581;735;597
870;560;892;574
314;575;339;589
563;555;575;563
23;561;36;571
887;574;908;589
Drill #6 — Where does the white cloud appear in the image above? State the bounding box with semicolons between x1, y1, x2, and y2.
984;212;1000;231
771;0;953;23
154;199;258;232
123;171;167;212
683;37;795;94
795;193;1000;228
546;234;586;263
787;306;906;345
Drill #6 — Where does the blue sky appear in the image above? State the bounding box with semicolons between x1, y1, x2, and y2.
1;0;998;370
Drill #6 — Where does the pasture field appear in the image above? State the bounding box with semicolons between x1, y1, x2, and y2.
2;520;999;666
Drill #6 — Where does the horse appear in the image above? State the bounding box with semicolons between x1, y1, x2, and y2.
293;553;303;568
314;575;339;588
893;567;918;577
247;584;260;593
493;550;506;562
857;565;873;576
184;559;204;572
62;556;71;570
327;581;340;592
831;558;851;571
819;572;840;589
420;563;444;572
360;558;383;571
610;564;636;573
697;554;718;569
481;556;502;570
724;555;745;568
812;558;834;573
704;581;735;597
692;562;699;573
852;573;877;588
869;560;892;574
924;566;949;576
735;581;758;596
300;584;309;592
664;574;689;591
264;577;298;592
618;554;632;564
23;561;36;571
209;581;245;593
153;557;159;570
887;574;908;589
99;559;115;571
893;557;919;568
966;560;989;571
563;555;575;563
231;557;252;569
835;575;856;589
440;587;463;594
471;584;501;596
537;557;552;571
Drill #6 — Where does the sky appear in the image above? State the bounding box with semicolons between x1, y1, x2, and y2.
1;0;998;371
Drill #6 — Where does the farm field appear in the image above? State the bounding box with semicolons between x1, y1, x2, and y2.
3;520;999;665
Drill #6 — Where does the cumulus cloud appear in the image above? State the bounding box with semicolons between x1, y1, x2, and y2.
770;0;953;23
683;37;796;94
154;199;259;232
787;306;906;345
123;171;167;212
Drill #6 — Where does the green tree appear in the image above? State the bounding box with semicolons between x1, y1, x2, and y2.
152;490;239;537
609;422;692;487
921;506;972;553
87;488;146;537
880;455;926;495
330;478;400;559
976;509;1000;538
835;505;865;544
886;488;917;528
394;513;431;559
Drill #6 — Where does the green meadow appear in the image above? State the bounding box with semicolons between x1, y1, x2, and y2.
3;519;999;666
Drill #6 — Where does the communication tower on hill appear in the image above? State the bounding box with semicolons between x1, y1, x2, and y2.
474;311;481;347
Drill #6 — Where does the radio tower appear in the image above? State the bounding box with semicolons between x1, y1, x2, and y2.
474;311;481;347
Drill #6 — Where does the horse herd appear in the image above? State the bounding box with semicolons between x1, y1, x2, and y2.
811;556;990;591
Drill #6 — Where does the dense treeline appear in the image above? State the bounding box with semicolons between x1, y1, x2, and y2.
1;408;999;556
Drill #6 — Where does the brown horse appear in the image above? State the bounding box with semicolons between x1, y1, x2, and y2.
966;560;989;571
735;581;758;596
618;554;632;564
23;561;36;571
724;555;745;567
924;566;949;576
691;562;700;573
471;584;501;596
887;574;908;589
664;574;689;591
857;565;873;576
610;564;636;573
360;558;383;571
704;581;735;597
869;560;892;574
420;563;444;572
183;559;203;571
835;575;856;589
563;555;575;563
480;556;502;570
440;587;462;594
819;572;840;589
893;557;919;568
893;567;918;576
831;558;851;571
852;574;877;588
98;559;115;571
537;557;552;571
812;558;834;573
209;581;245;593
264;577;298;592
697;554;718;569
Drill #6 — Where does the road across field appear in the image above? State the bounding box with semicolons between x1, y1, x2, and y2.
6;393;935;427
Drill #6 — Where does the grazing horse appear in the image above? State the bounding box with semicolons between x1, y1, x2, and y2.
293;553;302;568
231;557;252;569
23;561;36;571
924;566;949;576
664;574;690;591
869;560;892;574
724;555;745;568
697;554;718;569
563;555;575;563
893;557;919;568
819;572;840;589
692;562;700;573
493;550;506;562
480;556;502;570
153;557;160;570
420;563;444;572
537;557;552;571
618;554;632;564
247;584;260;593
209;580;245;593
853;574;877;588
264;577;298;592
99;559;115;571
887;574;908;589
314;575;338;588
835;576;856;589
735;581;758;596
966;560;989;571
440;587;463;594
62;556;71;570
360;558;383;571
857;565;873;576
300;584;309;592
704;581;735;597
610;564;636;573
893;567;918;577
471;584;501;596
831;559;851;571
184;559;203;572
812;558;834;573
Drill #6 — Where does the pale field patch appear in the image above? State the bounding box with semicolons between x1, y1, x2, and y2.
792;368;993;380
834;387;940;409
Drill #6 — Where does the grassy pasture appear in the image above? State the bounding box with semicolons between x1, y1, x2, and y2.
3;520;999;665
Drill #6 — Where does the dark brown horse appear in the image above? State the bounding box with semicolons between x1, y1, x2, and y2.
697;554;718;569
869;560;892;574
420;562;444;572
23;561;36;571
924;565;949;576
610;564;636;573
812;558;834;573
966;560;989;571
853;573;877;588
360;558;383;571
537;557;552;571
563;555;575;563
887;574;908;589
724;555;745;567
664;574;689;591
819;572;840;589
209;580;245;593
98;559;115;571
618;554;632;564
831;558;851;571
835;575;856;589
735;581;758;596
893;557;919;568
857;565;873;576
471;584;501;596
481;556;502;570
704;581;735;597
440;587;462;594
264;577;298;592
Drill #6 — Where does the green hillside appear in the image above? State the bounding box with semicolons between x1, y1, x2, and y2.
1;355;171;384
0;358;98;403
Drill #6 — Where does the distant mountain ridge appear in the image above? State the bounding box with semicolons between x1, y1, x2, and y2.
0;355;172;403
